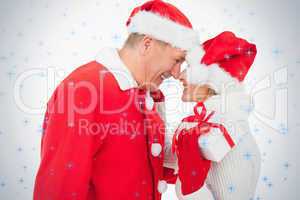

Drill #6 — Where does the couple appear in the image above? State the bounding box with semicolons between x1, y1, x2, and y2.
33;1;261;200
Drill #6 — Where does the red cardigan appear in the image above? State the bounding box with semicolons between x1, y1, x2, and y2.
33;61;176;200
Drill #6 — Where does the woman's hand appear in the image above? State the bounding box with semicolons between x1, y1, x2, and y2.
179;69;217;102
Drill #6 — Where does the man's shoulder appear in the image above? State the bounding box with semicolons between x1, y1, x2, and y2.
66;61;103;82
59;60;119;91
46;61;122;108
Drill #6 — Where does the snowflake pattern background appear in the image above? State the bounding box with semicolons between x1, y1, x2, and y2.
0;0;299;199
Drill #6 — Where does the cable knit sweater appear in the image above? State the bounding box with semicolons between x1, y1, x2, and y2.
163;83;261;200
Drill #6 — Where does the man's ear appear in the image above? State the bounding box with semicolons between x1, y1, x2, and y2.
139;35;153;55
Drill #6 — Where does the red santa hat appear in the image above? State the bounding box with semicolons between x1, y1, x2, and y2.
126;0;199;50
186;31;257;92
126;0;257;90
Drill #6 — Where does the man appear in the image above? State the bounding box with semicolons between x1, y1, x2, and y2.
33;1;212;200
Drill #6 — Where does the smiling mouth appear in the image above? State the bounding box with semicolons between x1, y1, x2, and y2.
158;76;164;83
160;74;167;80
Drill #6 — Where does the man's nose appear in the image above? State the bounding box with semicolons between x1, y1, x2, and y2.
178;69;186;80
170;64;181;79
178;69;187;85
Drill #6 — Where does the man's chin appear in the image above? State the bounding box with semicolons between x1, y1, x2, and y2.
149;85;160;92
145;78;164;91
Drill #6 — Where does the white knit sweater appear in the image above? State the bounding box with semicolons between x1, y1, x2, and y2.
163;83;261;200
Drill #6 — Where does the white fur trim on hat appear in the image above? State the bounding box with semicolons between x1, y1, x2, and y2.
185;45;210;85
185;45;206;65
127;11;199;50
158;180;168;193
186;45;240;93
151;143;162;157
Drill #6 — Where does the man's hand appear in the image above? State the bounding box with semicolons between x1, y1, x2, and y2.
179;70;217;102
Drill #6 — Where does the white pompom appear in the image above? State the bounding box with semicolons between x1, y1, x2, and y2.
151;143;162;157
158;180;168;193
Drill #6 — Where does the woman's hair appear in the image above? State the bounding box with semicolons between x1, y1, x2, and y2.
208;87;218;96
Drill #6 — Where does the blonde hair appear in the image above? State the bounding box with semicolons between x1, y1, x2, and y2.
124;33;168;48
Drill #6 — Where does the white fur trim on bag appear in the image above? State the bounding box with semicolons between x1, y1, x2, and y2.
175;180;214;200
198;128;233;162
151;143;162;157
158;180;168;193
127;11;199;50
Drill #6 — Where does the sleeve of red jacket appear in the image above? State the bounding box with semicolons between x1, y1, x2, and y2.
33;77;103;200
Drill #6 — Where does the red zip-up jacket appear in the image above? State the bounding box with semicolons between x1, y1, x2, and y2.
33;48;177;200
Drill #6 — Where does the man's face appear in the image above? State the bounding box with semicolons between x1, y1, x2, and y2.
142;38;186;91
